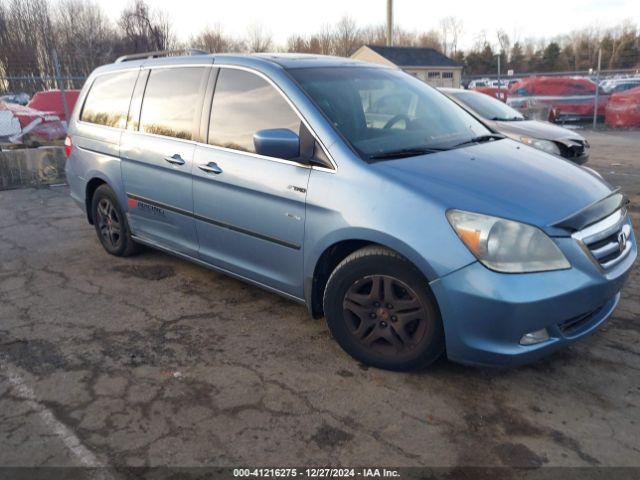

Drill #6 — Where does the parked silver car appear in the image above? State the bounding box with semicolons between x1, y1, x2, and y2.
442;88;589;164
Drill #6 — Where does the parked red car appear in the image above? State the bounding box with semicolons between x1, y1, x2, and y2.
507;76;608;122
27;89;80;123
605;86;640;128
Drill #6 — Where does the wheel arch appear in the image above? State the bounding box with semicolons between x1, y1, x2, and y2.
83;160;129;225
85;176;108;224
304;230;439;319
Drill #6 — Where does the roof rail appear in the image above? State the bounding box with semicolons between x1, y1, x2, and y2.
115;49;209;63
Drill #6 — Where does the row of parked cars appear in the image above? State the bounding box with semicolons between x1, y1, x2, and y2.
466;75;640;128
0;90;79;147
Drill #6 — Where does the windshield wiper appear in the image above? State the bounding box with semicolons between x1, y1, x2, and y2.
450;133;505;149
368;147;445;161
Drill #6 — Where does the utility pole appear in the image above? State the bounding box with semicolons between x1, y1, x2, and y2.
497;54;502;99
592;48;602;129
52;50;70;125
386;0;393;46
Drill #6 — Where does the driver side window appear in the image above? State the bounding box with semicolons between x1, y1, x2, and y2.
209;68;301;154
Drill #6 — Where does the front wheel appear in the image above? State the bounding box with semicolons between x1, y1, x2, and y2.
323;246;444;371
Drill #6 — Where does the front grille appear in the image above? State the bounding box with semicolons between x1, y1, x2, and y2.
573;209;633;270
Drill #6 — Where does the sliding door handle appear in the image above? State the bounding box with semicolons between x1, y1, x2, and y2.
198;162;223;174
164;154;185;165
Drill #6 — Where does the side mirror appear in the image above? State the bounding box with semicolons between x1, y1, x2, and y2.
253;128;300;160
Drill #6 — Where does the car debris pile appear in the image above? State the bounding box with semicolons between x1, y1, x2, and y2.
0;90;79;148
0;101;67;146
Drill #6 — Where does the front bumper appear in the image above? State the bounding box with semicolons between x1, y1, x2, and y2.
564;151;589;165
430;227;636;367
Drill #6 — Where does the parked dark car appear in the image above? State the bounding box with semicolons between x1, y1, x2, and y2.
443;88;589;164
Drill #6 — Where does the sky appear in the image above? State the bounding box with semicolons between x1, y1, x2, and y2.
103;0;639;50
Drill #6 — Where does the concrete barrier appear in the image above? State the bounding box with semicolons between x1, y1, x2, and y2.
0;147;66;190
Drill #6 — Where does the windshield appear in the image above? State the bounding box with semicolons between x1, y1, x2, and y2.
448;90;524;121
604;82;640;94
288;67;491;161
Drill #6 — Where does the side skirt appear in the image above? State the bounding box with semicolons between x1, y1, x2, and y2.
131;234;307;306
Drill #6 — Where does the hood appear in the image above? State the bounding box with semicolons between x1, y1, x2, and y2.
374;139;612;234
491;119;585;143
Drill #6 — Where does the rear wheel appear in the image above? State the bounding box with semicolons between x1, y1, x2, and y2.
323;246;444;371
91;184;139;257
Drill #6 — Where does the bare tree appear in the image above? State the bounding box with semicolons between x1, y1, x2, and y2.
54;0;120;77
395;27;418;47
286;35;306;53
0;0;57;91
496;29;511;59
417;30;443;51
440;16;463;56
360;25;386;46
316;24;334;55
119;0;174;53
245;23;273;53
333;16;360;57
2;0;639;94
191;25;241;53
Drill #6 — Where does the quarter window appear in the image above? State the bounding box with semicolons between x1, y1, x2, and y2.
209;69;300;154
80;71;138;128
139;67;208;140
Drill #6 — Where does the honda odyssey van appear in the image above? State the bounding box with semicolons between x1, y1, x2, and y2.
65;51;636;370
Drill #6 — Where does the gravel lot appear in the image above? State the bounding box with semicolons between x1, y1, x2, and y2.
0;130;639;471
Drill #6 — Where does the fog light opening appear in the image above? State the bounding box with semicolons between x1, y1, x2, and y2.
520;328;550;346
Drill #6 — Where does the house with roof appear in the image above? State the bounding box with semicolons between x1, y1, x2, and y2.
351;45;463;88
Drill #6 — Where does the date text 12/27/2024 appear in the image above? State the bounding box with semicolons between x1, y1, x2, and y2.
233;469;400;478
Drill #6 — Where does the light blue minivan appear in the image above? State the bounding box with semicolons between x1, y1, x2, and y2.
65;51;636;370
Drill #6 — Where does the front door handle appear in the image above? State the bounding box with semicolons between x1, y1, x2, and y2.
198;162;223;174
164;154;185;165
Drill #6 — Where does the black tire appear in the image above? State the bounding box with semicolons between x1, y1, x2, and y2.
323;246;444;371
91;184;139;257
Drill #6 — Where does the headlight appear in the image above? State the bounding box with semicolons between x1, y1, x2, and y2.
447;210;570;273
518;137;561;156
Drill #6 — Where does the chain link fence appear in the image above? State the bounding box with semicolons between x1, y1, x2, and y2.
0;75;86;98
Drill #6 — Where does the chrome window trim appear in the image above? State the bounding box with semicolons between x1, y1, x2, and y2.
77;62;338;173
195;141;312;169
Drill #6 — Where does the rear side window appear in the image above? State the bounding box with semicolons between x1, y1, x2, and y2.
209;69;300;153
80;71;138;128
139;67;208;140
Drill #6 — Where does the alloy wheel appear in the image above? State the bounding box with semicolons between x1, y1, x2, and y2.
95;198;122;249
342;275;430;357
